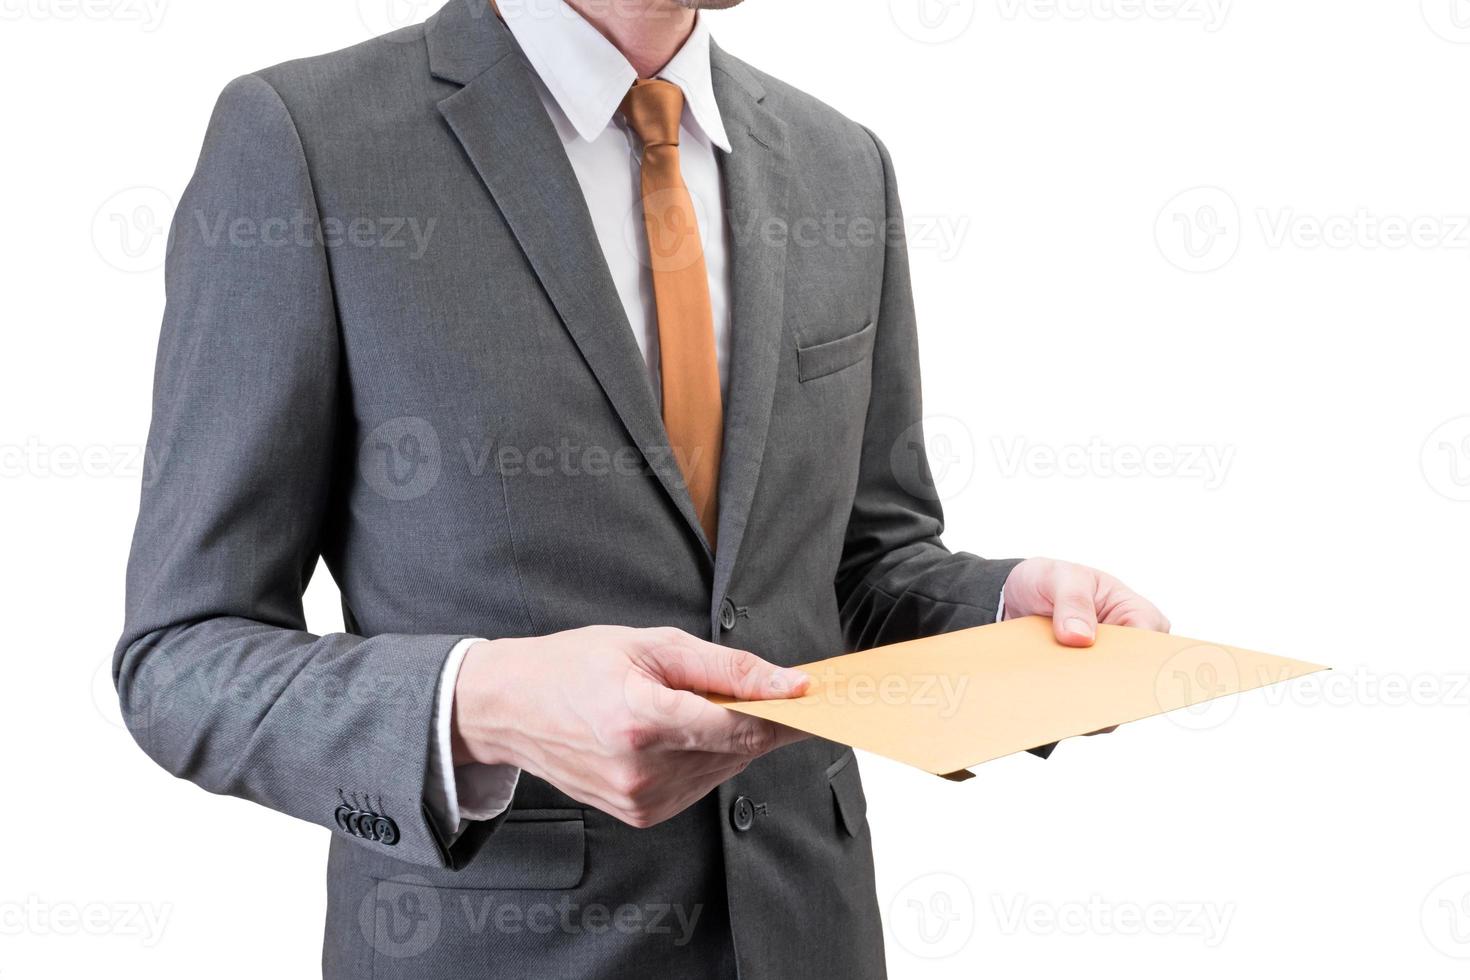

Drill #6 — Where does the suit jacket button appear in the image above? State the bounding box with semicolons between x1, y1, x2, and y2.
731;795;755;832
719;598;738;632
372;816;400;846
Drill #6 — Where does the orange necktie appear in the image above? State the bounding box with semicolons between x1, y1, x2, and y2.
620;79;722;549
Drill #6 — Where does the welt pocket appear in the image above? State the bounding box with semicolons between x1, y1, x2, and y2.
437;808;586;891
796;320;876;382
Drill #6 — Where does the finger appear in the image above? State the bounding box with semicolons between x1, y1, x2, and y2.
1103;598;1171;633
649;692;808;755
644;634;810;701
1049;568;1099;647
644;760;756;827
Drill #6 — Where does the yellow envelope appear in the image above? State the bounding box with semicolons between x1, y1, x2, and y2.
712;616;1326;780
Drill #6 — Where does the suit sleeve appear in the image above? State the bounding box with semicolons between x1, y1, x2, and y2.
835;128;1023;651
113;74;504;870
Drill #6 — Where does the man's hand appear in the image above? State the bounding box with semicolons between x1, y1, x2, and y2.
1003;557;1170;646
451;626;810;829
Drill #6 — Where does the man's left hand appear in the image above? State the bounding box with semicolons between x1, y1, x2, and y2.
1002;558;1170;736
1002;557;1170;646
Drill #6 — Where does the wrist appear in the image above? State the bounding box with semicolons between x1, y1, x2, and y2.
451;637;528;769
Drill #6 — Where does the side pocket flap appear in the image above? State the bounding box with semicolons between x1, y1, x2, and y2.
826;751;868;838
453;809;586;890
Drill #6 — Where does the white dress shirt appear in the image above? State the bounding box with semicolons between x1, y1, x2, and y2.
424;0;734;841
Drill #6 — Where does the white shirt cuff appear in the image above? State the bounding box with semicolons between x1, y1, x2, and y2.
425;637;521;844
995;585;1007;623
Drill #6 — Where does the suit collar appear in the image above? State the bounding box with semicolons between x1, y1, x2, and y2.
425;0;510;85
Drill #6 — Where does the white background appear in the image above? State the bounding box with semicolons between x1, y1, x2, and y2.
2;0;1468;977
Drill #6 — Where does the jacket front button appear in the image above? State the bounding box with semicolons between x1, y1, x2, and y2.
731;795;755;832
719;598;737;632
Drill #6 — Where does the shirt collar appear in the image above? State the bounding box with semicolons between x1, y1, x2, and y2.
499;0;732;152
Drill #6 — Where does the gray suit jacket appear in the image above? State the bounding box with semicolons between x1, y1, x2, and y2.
115;1;1019;976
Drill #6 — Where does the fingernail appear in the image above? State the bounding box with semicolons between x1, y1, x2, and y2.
774;668;809;695
1064;617;1094;639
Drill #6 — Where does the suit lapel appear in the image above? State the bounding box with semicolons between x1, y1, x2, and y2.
429;1;712;556
708;46;792;624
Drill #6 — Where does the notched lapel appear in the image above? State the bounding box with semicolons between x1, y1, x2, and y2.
709;48;792;623
429;7;712;556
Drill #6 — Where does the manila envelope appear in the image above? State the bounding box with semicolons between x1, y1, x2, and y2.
711;616;1326;780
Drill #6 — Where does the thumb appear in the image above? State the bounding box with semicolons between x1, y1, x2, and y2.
649;639;810;701
1050;571;1098;648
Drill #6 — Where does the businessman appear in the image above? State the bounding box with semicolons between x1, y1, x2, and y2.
116;0;1168;976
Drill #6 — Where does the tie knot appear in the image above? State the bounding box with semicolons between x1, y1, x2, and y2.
620;79;684;148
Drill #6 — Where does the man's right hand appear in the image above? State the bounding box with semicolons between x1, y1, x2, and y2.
450;626;811;829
